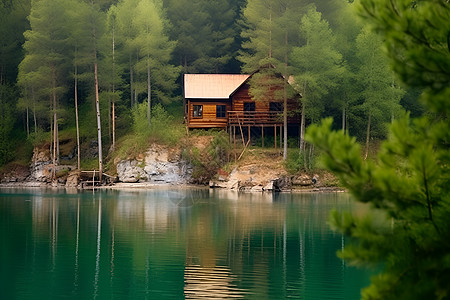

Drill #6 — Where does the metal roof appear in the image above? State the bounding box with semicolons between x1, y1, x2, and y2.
184;74;251;99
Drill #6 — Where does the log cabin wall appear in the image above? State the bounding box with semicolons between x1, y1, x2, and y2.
187;99;231;128
231;83;301;123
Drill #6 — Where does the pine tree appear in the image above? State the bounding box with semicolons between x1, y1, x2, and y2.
130;0;179;125
353;26;404;159
239;0;304;160
164;0;240;73
306;1;450;299
290;5;344;156
20;0;72;178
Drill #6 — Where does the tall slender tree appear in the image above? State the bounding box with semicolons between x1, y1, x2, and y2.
354;26;404;159
83;0;106;180
290;5;344;155
130;0;179;125
239;0;304;159
20;0;71;178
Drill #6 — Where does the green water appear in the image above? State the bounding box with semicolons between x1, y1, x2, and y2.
0;188;372;299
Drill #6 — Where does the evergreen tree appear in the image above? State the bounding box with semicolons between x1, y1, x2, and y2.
0;0;30;85
239;0;304;159
20;0;72;177
164;0;241;73
84;0;106;180
353;26;404;159
130;0;179;125
306;0;450;299
0;85;17;165
116;0;139;107
68;0;95;169
290;5;344;156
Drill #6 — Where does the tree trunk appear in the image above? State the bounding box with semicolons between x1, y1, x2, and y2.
94;62;103;182
342;106;346;133
147;60;151;126
52;68;58;179
32;87;37;136
283;31;288;160
74;64;81;170
299;98;306;154
130;54;134;107
49;100;53;159
308;143;314;170
111;21;116;150
26;106;29;137
364;113;371;160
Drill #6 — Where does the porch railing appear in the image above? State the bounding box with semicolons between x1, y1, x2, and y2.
227;111;283;125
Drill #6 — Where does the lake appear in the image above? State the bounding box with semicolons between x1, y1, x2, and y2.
0;188;372;299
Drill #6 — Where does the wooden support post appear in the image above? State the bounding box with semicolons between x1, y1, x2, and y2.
233;126;236;161
237;115;245;147
262;125;264;148
274;124;277;150
248;125;251;145
279;125;282;151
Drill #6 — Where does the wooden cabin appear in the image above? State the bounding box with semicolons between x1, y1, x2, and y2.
184;73;301;130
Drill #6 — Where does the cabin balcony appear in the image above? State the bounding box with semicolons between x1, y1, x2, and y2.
227;111;284;126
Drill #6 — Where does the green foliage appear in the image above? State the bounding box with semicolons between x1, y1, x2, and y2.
306;1;450;294
185;130;232;184
0;85;18;166
291;5;344;123
165;0;241;73
308;115;450;299
114;102;185;160
358;0;450;115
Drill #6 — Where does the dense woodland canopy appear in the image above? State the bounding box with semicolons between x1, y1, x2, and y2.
0;0;424;168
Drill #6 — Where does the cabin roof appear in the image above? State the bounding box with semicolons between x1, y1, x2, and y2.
184;74;251;99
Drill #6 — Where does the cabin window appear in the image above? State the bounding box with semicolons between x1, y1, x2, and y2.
269;102;283;112
243;102;255;112
193;105;203;118
216;105;226;118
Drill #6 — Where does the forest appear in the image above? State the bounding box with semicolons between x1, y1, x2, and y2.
0;0;424;171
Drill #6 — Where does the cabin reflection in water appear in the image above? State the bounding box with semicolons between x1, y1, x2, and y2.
184;265;244;299
0;188;371;299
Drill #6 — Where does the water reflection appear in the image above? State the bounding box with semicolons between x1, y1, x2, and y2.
0;188;371;299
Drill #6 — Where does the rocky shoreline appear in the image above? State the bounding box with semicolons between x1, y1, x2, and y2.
1;145;342;193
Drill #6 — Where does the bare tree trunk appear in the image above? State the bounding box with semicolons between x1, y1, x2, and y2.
26;106;29;137
308;143;314;170
74;64;81;170
130;54;134;107
52;69;58;179
32;87;37;136
94;62;103;182
364;113;371;160
111;21;116;150
283;30;288;160
147;60;151;126
56;120;60;165
299;98;305;154
108;95;111;143
49;99;53;159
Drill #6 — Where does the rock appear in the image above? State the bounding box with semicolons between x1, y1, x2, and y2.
116;160;146;183
274;176;291;190
228;179;240;190
250;185;263;192
292;174;312;186
66;170;81;187
116;145;192;184
263;180;276;191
